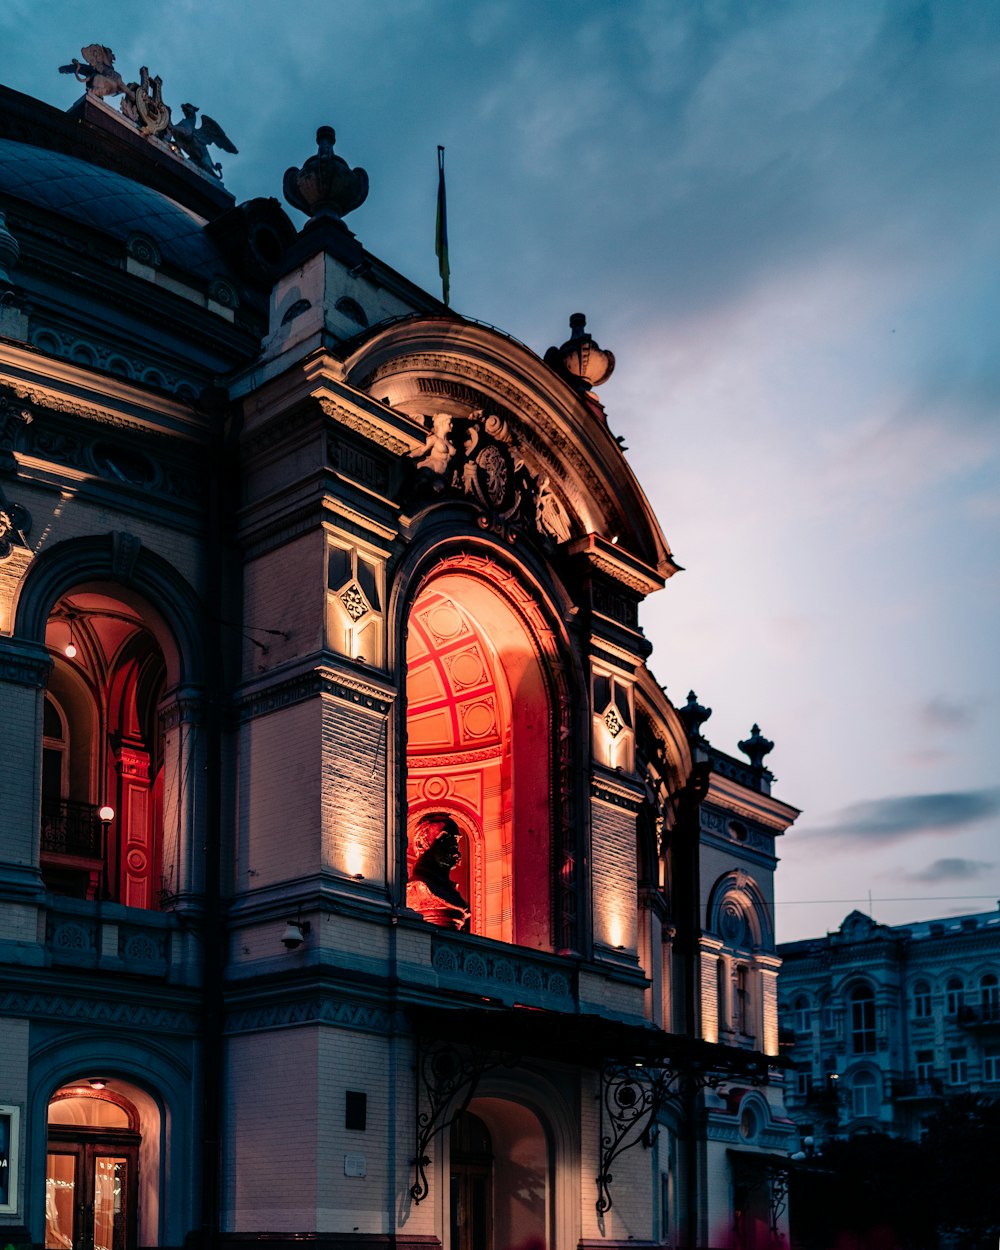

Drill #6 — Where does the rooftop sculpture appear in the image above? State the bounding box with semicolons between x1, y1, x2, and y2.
59;45;237;179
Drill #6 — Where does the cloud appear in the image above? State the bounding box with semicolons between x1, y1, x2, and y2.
803;788;1000;846
901;857;994;883
919;696;978;732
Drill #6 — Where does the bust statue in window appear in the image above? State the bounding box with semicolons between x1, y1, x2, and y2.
406;814;471;931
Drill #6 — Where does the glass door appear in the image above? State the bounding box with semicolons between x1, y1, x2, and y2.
45;1142;137;1250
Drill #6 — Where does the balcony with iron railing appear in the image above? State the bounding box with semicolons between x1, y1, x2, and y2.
894;1076;944;1100
956;1001;1000;1029
40;799;106;899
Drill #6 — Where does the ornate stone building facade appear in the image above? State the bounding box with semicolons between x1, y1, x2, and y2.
778;907;1000;1146
1;63;797;1250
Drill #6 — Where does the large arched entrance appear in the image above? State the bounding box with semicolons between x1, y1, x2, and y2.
405;568;558;950
45;1083;144;1250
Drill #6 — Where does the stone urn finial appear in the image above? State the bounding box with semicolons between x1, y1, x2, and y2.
738;724;774;770
545;312;615;394
678;690;712;740
282;126;369;226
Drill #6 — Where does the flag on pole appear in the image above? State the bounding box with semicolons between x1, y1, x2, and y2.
435;145;450;307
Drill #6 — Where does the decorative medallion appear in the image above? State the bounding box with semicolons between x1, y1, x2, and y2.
340;584;368;622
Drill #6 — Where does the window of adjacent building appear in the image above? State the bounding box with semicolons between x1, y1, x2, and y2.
980;974;999;1018
946;978;964;1016
794;995;812;1034
984;1045;1000;1083
717;959;728;1034
912;981;932;1019
820;997;835;1032
915;1050;934;1084
736;965;752;1037
850;985;876;1055
796;1066;812;1098
948;1047;968;1085
851;1070;878;1118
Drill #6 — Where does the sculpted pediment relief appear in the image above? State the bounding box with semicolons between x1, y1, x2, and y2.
408;405;577;547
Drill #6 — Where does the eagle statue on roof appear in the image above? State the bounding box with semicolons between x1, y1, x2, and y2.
169;103;238;179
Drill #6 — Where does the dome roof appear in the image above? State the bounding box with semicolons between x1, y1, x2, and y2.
0;137;229;280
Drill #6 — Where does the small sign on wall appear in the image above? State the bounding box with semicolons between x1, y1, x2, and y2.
344;1153;367;1177
0;1104;20;1214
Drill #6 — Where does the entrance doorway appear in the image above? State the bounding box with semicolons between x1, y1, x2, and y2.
450;1110;493;1250
450;1098;551;1250
45;1087;140;1250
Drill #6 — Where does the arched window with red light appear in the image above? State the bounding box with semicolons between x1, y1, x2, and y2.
404;560;569;952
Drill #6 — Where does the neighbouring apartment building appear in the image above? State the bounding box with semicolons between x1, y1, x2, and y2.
778;906;1000;1145
1;53;798;1250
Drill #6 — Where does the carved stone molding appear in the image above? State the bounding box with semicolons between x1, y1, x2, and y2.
0;636;52;687
1;988;197;1032
357;352;622;530
318;397;412;457
111;531;141;581
225;996;392;1035
591;776;643;812
237;664;396;722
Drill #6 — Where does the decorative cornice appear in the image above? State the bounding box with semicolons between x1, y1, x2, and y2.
0;636;52;687
0;988;198;1032
225;995;393;1035
237;663;396;721
591;774;644;812
319;397;412;457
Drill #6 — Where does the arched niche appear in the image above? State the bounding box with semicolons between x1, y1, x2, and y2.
39;591;168;908
404;561;565;951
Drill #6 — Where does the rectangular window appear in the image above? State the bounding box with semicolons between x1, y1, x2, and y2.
949;1048;968;1085
796;1067;812;1098
915;1050;934;1084
851;996;876;1055
984;1046;1000;1084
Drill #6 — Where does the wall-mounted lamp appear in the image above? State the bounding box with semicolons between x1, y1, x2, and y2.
98;806;115;825
281;919;311;951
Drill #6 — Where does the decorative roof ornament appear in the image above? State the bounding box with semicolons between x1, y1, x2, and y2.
738;724;775;770
544;313;615;395
59;44;126;100
678;690;712;740
170;103;238;179
59;46;238;176
283;127;369;226
120;67;172;139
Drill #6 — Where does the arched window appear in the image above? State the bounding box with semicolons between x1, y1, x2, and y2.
912;981;932;1019
793;995;812;1034
849;985;876;1055
946;978;964;1016
404;571;564;950
851;1070;879;1118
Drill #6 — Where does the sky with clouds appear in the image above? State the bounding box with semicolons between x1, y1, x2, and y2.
4;0;998;941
